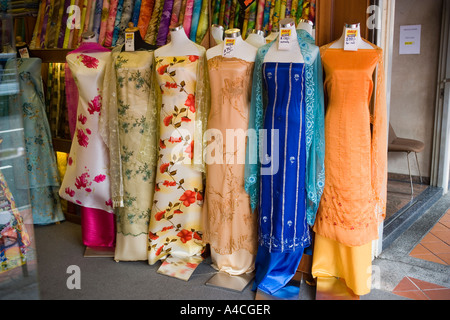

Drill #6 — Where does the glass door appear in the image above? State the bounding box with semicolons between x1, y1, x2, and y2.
0;6;39;300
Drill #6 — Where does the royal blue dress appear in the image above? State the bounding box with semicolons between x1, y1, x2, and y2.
252;62;311;295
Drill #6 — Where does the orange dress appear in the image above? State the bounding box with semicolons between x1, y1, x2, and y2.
312;42;387;296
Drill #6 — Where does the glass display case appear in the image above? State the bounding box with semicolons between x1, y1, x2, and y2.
0;5;39;300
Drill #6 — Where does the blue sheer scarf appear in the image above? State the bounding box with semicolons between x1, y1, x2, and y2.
244;29;325;227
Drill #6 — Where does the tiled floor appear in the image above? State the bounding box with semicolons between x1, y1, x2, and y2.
393;276;450;300
391;209;450;300
409;209;450;265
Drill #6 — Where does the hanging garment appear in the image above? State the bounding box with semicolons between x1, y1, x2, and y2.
104;0;119;47
137;0;154;39
181;0;194;38
144;0;163;44
92;0;104;40
312;42;387;296
147;52;209;265
111;0;125;46
155;0;174;46
202;56;258;276
98;0;111;45
195;0;208;44
59;43;115;247
245;30;325;295
131;0;141;26
16;58;65;225
169;0;182;28
102;48;158;261
114;0;135;45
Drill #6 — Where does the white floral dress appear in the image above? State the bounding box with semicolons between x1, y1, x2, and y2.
59;51;114;213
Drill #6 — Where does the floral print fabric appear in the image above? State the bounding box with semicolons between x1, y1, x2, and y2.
60;49;114;214
16;58;65;225
113;51;157;261
148;55;205;265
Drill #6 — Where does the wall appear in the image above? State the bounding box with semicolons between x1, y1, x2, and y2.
388;0;443;179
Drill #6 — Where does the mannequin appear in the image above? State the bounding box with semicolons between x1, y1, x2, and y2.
211;24;224;45
247;16;325;297
245;29;265;48
81;31;96;43
312;22;386;298
297;19;314;37
265;28;279;44
61;33;115;250
154;24;200;57
330;23;374;50
207;28;257;61
121;23;157;52
203;28;258;288
264;18;304;63
148;22;207;277
106;23;157;262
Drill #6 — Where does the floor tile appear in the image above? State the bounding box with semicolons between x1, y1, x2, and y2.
421;233;441;243
393;277;417;292
392;277;450;300
423;289;450;300
410;243;430;255
437;253;450;264
409;277;443;291
394;290;429;300
431;230;450;245
421;241;449;255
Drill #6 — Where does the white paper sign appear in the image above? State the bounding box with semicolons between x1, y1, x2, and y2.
222;38;236;58
399;25;421;55
344;27;359;51
124;32;135;52
278;28;291;51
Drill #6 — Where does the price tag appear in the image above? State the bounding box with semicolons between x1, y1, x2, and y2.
278;28;291;51
344;27;358;51
222;38;236;58
18;47;30;58
125;32;135;52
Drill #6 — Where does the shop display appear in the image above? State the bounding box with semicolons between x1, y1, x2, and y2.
202;29;258;276
245;18;325;295
3;0;395;301
59;39;116;247
147;25;209;267
15;58;65;225
312;24;387;296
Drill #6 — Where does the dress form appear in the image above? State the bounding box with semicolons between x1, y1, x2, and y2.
330;23;374;50
211;24;224;45
155;24;200;57
204;27;258;291
121;23;158;51
297;19;314;37
207;28;257;62
81;31;97;43
265;28;279;44
264;18;304;63
245;29;265;48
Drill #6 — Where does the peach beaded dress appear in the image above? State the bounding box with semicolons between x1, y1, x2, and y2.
312;41;387;296
202;56;258;276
